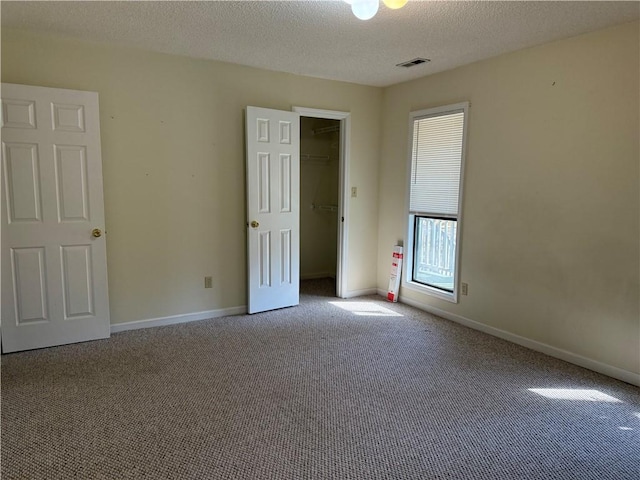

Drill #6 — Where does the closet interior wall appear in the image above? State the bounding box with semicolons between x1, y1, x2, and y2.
300;117;340;280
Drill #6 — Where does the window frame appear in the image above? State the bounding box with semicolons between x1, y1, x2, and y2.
404;102;469;303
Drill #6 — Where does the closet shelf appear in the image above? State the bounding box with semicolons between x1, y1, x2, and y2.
312;204;338;212
312;125;340;136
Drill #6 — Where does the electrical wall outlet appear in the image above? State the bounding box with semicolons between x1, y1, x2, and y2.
204;276;213;289
461;283;468;296
351;186;357;198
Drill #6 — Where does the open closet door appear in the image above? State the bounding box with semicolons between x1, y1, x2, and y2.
245;106;300;314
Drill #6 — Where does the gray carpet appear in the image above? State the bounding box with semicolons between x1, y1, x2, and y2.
2;278;639;479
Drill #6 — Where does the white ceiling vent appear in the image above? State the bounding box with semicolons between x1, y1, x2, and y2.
396;58;431;68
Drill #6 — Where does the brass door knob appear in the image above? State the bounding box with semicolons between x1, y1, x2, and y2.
250;221;259;229
92;228;102;238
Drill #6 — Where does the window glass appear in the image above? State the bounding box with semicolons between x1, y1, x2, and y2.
413;217;457;292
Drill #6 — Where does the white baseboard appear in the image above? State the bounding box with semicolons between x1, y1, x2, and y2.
111;306;247;334
343;288;379;299
376;288;640;386
301;272;336;280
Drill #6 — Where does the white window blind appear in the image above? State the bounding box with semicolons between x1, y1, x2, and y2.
410;110;464;216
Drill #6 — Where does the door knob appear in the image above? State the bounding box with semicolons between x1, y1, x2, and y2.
92;228;102;238
250;221;259;229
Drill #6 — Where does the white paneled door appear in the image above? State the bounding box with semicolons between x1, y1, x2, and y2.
1;83;110;353
246;106;300;314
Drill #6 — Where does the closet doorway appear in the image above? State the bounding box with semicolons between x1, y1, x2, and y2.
293;107;350;298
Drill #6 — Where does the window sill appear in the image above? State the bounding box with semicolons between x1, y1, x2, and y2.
402;281;458;304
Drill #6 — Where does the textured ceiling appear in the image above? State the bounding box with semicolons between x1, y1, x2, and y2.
2;1;638;87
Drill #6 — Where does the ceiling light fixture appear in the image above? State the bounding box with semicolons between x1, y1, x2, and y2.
345;0;408;21
383;0;409;9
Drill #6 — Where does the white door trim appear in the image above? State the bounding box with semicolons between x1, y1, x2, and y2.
292;107;350;299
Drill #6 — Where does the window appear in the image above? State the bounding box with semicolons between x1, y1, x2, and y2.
406;103;468;302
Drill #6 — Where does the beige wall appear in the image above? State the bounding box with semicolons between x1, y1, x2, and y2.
1;29;382;324
377;21;640;375
300;118;339;279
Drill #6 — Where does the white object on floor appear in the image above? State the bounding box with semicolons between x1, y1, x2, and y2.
387;245;403;302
